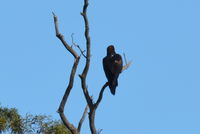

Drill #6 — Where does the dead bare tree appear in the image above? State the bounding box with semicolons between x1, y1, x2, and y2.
52;0;131;134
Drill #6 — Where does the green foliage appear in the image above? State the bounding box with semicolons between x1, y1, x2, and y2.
0;105;71;134
23;114;71;134
0;106;23;134
0;117;6;132
45;122;71;134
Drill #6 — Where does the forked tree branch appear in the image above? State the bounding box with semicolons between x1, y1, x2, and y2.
53;12;79;59
53;0;131;133
53;13;89;134
79;1;132;134
71;33;87;58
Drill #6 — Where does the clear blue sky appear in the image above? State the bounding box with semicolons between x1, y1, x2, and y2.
1;0;200;134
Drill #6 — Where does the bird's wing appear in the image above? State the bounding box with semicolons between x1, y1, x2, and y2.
103;57;112;82
110;54;123;74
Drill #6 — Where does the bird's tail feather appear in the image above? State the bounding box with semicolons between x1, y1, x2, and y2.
109;80;118;95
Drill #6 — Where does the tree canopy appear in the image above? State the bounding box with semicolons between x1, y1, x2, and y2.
0;105;71;134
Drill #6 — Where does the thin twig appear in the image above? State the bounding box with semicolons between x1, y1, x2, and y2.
53;12;79;59
123;53;128;65
122;53;132;71
71;33;87;58
122;61;132;71
98;129;103;134
77;105;89;132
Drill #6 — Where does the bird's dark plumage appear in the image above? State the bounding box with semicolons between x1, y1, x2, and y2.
103;45;123;95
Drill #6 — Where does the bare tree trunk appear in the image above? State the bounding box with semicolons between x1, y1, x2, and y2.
88;110;97;134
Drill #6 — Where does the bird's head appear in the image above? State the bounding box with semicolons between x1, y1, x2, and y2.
107;45;116;56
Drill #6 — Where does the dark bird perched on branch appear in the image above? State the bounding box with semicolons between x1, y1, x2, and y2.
103;45;123;95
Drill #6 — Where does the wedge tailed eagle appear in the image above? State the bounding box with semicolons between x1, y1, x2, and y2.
103;45;123;95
